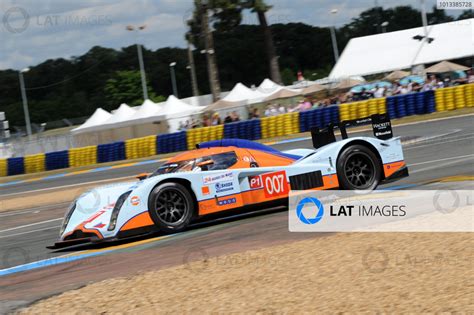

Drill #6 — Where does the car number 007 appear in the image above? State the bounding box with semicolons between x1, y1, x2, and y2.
262;171;288;198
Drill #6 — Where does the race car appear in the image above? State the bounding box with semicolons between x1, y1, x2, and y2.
50;114;408;249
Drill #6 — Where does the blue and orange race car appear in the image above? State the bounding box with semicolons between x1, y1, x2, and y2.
50;115;408;249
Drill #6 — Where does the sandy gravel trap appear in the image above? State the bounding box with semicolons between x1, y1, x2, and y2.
19;231;473;315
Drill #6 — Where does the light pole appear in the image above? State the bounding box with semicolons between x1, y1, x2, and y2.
169;62;178;98
329;9;340;63
381;21;389;33
18;68;32;140
420;0;429;41
126;25;149;101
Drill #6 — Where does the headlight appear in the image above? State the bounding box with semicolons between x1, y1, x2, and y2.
108;191;132;231
60;202;76;236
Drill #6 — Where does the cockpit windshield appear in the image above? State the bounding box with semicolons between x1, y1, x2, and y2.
153;160;195;175
151;151;238;177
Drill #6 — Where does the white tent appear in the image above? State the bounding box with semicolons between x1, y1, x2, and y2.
180;92;229;107
71;108;111;134
329;19;474;79
161;95;203;118
102;103;136;126
222;82;268;104
127;99;165;124
258;78;284;94
258;78;304;100
155;95;203;132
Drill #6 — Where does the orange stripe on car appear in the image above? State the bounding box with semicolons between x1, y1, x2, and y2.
320;174;339;189
383;161;405;178
120;212;154;231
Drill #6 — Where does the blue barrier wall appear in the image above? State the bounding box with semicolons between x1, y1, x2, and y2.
45;150;69;171
299;106;339;132
97;141;126;163
7;157;25;176
157;131;188;154
223;119;261;140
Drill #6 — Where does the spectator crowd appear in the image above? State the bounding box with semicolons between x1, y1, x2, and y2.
178;111;242;130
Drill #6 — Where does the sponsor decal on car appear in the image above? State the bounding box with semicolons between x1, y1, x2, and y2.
203;171;233;185
215;181;234;193
261;170;289;198
201;186;210;195
249;175;263;189
217;197;236;206
130;196;140;206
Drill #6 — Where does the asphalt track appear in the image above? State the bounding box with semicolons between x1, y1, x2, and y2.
0;114;473;313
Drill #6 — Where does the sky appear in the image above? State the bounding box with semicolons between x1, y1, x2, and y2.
0;0;462;70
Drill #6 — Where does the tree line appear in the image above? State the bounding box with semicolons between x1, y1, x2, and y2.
0;4;470;128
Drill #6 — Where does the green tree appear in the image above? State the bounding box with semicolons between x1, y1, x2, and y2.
457;10;473;20
243;0;282;83
104;70;163;107
427;6;454;24
281;68;295;85
188;0;281;83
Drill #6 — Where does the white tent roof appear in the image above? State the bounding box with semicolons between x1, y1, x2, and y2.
258;78;304;100
161;95;203;118
71;108;111;133
222;83;267;103
329;19;474;79
258;78;284;94
103;103;136;125
130;99;164;121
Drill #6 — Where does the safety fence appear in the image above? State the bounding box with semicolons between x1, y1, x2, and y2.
1;84;473;177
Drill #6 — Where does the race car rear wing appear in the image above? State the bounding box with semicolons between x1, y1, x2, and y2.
311;113;393;149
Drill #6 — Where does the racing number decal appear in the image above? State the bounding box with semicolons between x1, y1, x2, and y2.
261;171;288;198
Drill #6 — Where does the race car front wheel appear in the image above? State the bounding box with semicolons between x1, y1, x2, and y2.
148;182;195;233
337;144;381;190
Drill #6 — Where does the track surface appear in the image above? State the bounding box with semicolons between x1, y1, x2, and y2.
0;115;473;312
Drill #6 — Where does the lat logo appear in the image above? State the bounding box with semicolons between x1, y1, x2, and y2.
330;205;353;216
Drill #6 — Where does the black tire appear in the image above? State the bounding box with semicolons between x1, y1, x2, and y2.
148;182;195;233
337;144;381;190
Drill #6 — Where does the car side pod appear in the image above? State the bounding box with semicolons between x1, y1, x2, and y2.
310;113;393;149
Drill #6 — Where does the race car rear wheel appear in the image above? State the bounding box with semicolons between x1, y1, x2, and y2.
148;182;195;233
337;144;381;190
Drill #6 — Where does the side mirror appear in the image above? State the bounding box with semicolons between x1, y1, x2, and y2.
136;173;150;181
196;159;214;169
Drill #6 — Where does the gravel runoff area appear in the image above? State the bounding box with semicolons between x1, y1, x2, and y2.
20;227;473;313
